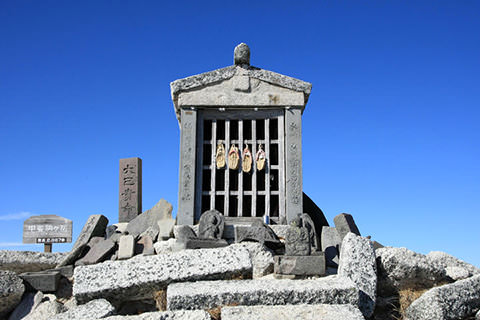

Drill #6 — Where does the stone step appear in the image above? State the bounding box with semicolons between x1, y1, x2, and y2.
167;275;359;310
73;245;252;304
221;304;365;320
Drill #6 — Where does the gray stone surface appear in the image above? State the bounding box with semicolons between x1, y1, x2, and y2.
22;299;66;320
321;226;340;267
198;209;224;239
338;233;377;318
173;225;197;240
136;235;154;255
57;214;109;267
157;219;175;240
232;242;274;278
285;226;311;256
50;298;115;320
221;304;365;320
406;274;480;320
119;157;142;223
0;250;65;273
8;292;42;320
125;199;173;239
103;310;211;320
73;245;252;303
333;213;360;241
20;270;61;292
118;235;135;260
177;238;229;249
476;309;480;320
235;221;282;249
153;239;182;254
170;65;312;117
274;254;325;276
51;265;74;278
0;270;24;317
140;226;160;242
75;238;116;266
167;276;359;310
426;251;480;280
269;225;289;240
376;247;448;296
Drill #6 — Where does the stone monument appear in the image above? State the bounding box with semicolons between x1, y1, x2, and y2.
119;157;142;223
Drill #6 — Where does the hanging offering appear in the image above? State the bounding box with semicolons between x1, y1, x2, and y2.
215;142;226;169
228;144;240;170
256;144;266;171
242;144;252;173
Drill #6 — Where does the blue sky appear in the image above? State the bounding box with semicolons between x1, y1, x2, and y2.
1;1;479;267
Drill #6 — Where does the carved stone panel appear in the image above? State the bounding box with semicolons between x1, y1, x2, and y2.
285;108;303;223
177;108;197;225
119;157;142;223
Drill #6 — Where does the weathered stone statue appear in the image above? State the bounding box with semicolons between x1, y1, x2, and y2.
198;209;225;240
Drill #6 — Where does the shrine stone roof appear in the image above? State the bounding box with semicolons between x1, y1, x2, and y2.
170;43;312;123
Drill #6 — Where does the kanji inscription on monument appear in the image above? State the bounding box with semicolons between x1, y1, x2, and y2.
119;157;142;222
23;215;73;244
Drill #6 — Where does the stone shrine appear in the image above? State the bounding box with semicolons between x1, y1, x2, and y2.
171;43;312;225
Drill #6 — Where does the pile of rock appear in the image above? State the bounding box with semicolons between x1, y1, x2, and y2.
1;199;479;320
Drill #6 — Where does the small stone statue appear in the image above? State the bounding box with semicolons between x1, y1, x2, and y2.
198;209;225;239
285;224;311;256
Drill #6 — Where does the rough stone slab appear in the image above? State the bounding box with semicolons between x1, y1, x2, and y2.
20;270;61;292
376;247;448;296
222;304;365;320
333;213;360;241
103;310;211;320
50;298;115;320
0;270;24;317
274;254;325;276
118;235;135;260
22;299;66;320
406;274;480;320
321;226;340;267
73;245;252;303
426;251;480;280
125;199;173;239
476;309;480;320
57;214;109;267
167;275;359;310
232;242;274;278
338;233;377;318
75;238;116;266
0;250;66;273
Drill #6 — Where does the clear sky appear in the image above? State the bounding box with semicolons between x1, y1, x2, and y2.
1;1;479;267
